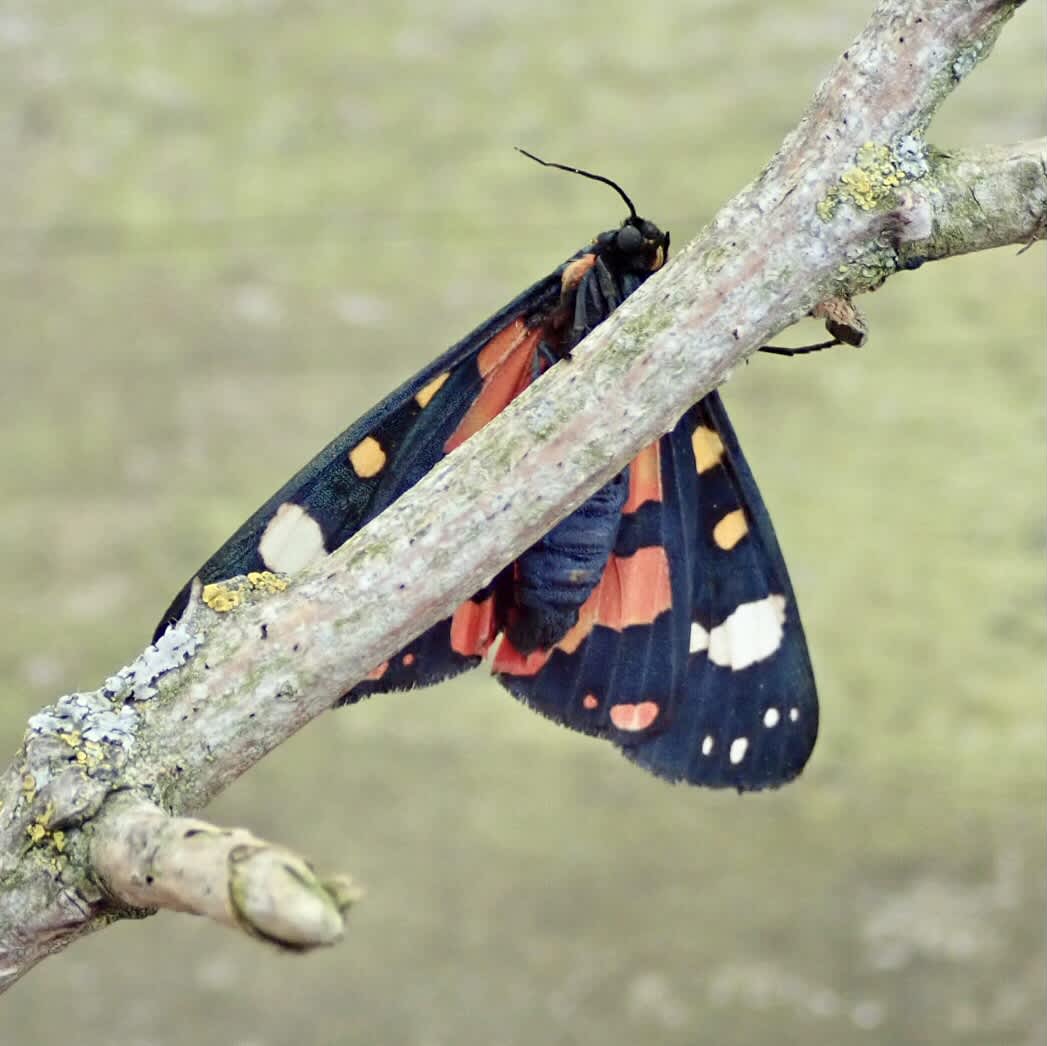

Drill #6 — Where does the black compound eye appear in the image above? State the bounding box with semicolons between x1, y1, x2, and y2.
616;225;644;253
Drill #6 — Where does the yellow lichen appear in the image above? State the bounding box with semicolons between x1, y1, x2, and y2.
818;141;911;220
203;572;289;614
202;582;244;613
247;571;289;594
25;803;69;859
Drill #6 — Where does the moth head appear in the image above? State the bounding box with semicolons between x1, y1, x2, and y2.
612;217;670;273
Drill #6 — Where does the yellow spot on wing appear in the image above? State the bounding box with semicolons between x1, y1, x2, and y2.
415;371;450;408
349;435;387;478
691;425;725;473
713;509;748;550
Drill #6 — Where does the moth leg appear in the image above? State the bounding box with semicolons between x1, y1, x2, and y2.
594;257;621;311
760;337;841;357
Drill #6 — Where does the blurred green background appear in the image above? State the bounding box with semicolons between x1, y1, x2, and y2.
1;1;1043;1044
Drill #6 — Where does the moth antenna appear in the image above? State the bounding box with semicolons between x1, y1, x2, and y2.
516;147;639;220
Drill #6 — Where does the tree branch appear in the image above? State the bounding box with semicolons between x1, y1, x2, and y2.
0;0;1039;992
892;140;1046;264
91;799;358;948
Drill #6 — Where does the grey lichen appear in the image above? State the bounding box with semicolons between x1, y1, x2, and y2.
12;633;206;866
952;41;983;81
29;691;138;750
892;135;930;180
94;624;204;707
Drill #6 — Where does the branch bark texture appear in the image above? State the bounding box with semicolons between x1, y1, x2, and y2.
0;0;1040;992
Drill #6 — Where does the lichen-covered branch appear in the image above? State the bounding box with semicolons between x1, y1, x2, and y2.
0;630;362;989
0;0;1038;993
892;139;1046;264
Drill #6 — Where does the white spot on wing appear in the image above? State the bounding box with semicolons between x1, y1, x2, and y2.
689;621;709;654
789;707;800;722
704;595;787;671
763;707;780;728
258;502;326;574
701;735;714;756
729;737;748;764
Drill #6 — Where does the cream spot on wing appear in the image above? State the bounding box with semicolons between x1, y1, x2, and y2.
712;508;749;550
729;737;748;764
705;595;787;671
414;371;450;408
691;425;725;473
348;435;387;478
763;707;781;728
701;735;714;756
689;621;710;654
258;502;326;574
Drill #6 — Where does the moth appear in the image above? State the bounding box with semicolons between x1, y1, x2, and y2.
155;153;818;791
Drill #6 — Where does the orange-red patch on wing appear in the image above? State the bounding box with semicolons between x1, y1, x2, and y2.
477;318;529;377
497;546;673;676
556;546;672;654
609;701;660;732
582;693;599;710
622;442;662;514
492;641;554;676
365;660;389;681
445;323;544;452
450;596;499;657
